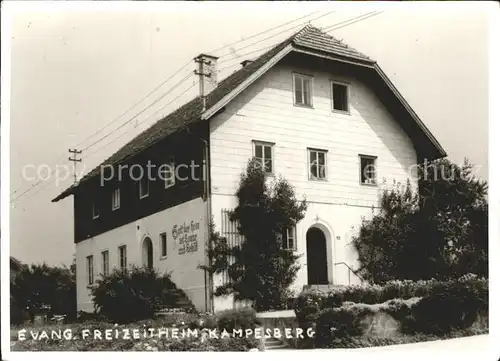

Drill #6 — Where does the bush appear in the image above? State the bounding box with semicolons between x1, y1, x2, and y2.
11;262;77;324
410;279;487;335
90;266;193;323
294;275;487;324
315;306;374;348
293;276;488;347
216;307;260;333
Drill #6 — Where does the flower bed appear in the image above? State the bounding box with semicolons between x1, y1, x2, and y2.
11;308;263;352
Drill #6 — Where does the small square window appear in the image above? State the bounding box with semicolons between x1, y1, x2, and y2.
360;155;377;185
112;188;120;210
101;250;109;277
86;255;94;285
293;73;313;107
92;204;99;219
139;178;149;199
163;158;175;189
309;148;327;180
253;141;274;174
279;227;297;251
332;82;349;112
118;245;127;270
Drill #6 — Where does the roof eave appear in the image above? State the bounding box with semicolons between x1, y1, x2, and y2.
201;44;294;121
373;64;447;160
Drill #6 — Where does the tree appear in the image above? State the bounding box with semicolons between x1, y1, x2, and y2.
90;266;193;323
10;262;77;323
352;159;488;283
203;159;307;311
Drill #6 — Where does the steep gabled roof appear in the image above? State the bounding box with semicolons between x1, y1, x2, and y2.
52;25;446;202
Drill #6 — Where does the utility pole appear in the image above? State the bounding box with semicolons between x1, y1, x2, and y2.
68;148;82;184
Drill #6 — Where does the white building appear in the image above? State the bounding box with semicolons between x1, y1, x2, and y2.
53;26;446;313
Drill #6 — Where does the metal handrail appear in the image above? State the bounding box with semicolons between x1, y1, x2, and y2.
334;262;363;284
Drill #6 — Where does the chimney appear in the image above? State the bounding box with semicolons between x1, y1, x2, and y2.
240;59;253;68
194;53;219;111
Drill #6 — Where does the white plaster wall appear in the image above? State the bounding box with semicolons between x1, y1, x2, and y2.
208;59;420;310
211;193;372;310
209;62;419;205
75;197;208;313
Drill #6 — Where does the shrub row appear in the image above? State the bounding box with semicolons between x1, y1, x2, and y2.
294;274;488;323
12;307;261;351
294;275;488;347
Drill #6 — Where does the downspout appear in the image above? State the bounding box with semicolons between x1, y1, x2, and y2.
200;136;213;312
185;126;213;312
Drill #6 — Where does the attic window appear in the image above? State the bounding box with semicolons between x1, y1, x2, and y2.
332;81;349;112
293;73;313;107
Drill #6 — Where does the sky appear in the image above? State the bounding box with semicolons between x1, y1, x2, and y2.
5;2;491;266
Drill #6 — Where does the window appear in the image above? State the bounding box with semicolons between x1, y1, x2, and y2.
101;251;109;277
160;233;167;257
279;227;297;250
118;245;127;270
332;82;349;112
139;178;149;199
112;188;120;210
164;158;175;189
293;73;313;107
86;255;94;285
92;204;99;219
253;141;274;174
360;155;377;185
308;148;327;180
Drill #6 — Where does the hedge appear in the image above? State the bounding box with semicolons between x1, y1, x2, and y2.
294;274;488;323
293;274;488;347
11;309;262;352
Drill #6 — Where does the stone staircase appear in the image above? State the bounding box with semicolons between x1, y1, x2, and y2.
264;337;288;350
155;288;195;315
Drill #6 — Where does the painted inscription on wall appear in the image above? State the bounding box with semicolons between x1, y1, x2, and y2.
172;221;200;255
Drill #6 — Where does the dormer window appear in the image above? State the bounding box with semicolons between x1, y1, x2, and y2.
293;73;313;107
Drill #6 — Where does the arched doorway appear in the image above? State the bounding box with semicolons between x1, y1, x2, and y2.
142;237;153;269
306;227;328;285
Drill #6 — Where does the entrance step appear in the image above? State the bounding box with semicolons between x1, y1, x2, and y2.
264;337;288;350
302;284;336;292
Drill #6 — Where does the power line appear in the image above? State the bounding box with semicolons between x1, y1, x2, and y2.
72;60;193;150
11;10;384;204
218;10;337;61
81;72;193;152
71;10;326;153
79;10;337;155
12;14;333;203
84;80;200;163
322;10;378;31
217;10;377;69
324;10;384;32
208;10;321;54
